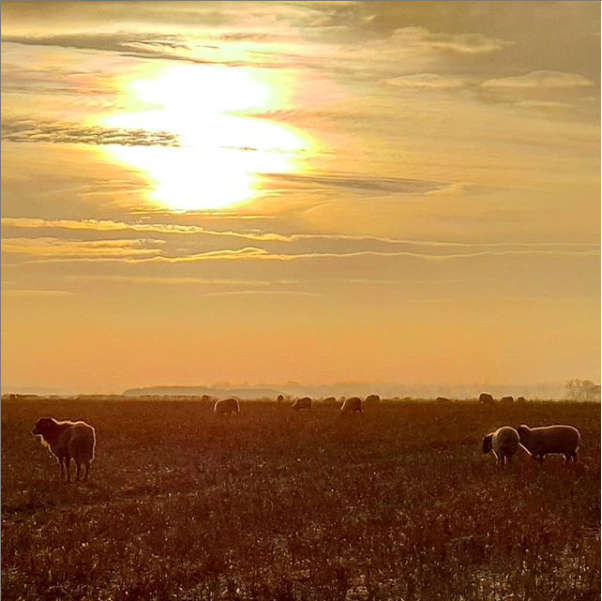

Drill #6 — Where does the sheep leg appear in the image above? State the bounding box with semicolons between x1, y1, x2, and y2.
63;457;72;483
83;461;91;481
75;461;81;481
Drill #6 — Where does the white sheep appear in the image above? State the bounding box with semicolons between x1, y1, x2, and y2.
482;426;520;467
517;424;581;463
31;417;96;482
341;397;362;414
292;397;312;411
214;397;240;416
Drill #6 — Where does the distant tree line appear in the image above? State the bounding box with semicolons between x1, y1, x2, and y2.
566;379;601;402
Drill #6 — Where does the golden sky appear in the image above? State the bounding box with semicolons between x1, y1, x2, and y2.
1;1;600;393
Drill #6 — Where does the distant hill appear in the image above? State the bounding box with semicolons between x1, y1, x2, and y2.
122;386;285;400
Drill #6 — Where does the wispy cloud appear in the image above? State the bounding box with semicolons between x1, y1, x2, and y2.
481;70;594;90
1;289;74;298
1;119;179;147
383;73;465;90
1;237;164;259
263;172;450;196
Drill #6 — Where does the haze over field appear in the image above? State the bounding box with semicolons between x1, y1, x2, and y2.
1;1;600;393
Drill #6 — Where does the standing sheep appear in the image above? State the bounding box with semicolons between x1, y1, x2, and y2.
482;426;520;467
214;398;240;417
517;424;581;463
500;396;514;405
292;397;312;411
364;394;381;406
479;393;495;405
31;417;96;482
341;397;362;414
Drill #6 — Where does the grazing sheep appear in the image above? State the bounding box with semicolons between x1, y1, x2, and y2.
482;426;520;467
292;397;312;411
500;396;514;405
31;417;96;482
516;396;527;404
517;424;581;463
436;396;451;404
479;393;495;405
214;397;240;416
341;397;362;414
322;396;337;404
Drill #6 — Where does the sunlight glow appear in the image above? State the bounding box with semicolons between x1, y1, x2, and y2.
100;66;312;211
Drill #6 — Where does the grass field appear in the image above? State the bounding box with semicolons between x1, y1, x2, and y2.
2;398;600;601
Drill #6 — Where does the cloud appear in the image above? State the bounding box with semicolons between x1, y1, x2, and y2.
1;119;179;147
17;246;598;266
383;73;465;90
3;218;599;255
263;172;450;196
481;70;594;90
1;237;164;259
0;217;290;242
67;275;274;288
387;27;511;55
1;289;73;299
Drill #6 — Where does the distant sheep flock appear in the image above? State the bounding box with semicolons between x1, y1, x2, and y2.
30;392;583;480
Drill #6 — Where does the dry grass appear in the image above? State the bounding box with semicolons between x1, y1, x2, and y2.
2;398;600;601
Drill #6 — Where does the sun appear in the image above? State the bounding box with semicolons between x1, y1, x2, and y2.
99;65;312;212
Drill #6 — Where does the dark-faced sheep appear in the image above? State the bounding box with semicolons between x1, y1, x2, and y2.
479;393;495;405
341;397;362;414
292;397;312;411
482;426;520;467
214;397;240;416
31;417;96;482
517;424;581;463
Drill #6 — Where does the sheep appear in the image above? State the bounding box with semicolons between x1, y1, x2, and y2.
277;394;285;404
292;397;312;411
436;396;451;404
364;394;381;406
341;397;362;414
31;417;96;483
322;396;337;404
482;426;520;467
214;397;240;416
516;396;527;404
517;424;581;463
500;396;514;405
479;393;495;405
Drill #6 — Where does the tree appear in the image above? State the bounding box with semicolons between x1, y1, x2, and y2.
566;379;601;402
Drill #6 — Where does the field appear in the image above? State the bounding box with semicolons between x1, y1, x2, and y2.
2;398;600;601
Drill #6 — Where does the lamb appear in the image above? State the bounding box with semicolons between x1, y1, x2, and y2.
31;417;96;482
517;424;581;463
341;397;362;414
482;427;520;467
292;397;312;411
214;397;240;416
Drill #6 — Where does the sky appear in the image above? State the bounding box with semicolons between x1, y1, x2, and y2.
1;1;600;394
